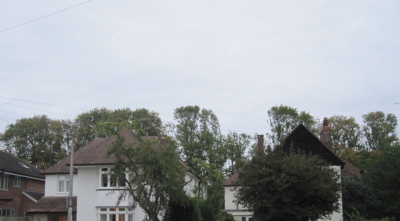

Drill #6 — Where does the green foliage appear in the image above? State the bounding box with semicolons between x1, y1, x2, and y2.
267;105;318;147
347;211;393;221
222;213;235;221
224;132;251;176
362;111;398;150
363;145;400;220
329;115;363;154
236;149;341;221
108;133;186;221
1;115;67;170
74;108;163;148
166;195;201;221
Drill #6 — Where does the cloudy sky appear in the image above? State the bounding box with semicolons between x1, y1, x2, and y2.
1;0;399;135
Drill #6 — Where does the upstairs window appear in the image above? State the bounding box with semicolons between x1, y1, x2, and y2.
14;176;21;187
0;175;8;190
98;207;134;221
100;168;127;188
58;175;70;193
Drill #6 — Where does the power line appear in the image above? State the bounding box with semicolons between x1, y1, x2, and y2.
0;102;76;118
0;96;86;111
0;0;92;34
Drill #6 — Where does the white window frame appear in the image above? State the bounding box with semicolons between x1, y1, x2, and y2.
58;175;70;193
99;168;129;188
14;176;21;187
97;207;134;221
0;175;8;190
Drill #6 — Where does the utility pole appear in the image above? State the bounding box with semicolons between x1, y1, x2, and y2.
63;123;75;221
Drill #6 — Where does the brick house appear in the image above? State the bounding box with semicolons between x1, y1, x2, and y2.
0;151;45;218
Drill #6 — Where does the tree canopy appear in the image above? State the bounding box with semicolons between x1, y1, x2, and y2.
236;149;341;221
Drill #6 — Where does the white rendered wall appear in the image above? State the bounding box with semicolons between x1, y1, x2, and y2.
44;174;78;196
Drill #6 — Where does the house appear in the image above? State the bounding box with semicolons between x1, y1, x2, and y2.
27;130;200;221
223;118;360;221
0;151;45;218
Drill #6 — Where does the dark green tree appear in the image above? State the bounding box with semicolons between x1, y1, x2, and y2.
109;134;187;221
236;149;341;221
1;115;67;170
362;111;398;150
363;145;400;220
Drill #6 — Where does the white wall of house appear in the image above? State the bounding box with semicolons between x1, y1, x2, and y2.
44;174;78;196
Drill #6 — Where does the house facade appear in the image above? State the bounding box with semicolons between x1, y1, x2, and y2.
223;119;358;221
28;130;200;221
0;151;45;218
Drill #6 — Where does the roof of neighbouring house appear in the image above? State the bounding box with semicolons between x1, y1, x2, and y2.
0;151;44;179
43;130;190;174
282;124;346;167
26;196;77;213
223;124;360;186
23;190;45;202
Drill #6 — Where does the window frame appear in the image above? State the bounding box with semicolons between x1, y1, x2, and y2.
58;175;70;193
99;168;128;188
0;175;8;190
97;207;134;221
14;176;21;187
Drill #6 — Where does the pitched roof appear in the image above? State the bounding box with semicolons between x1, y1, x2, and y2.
26;196;77;213
23;190;45;202
282;124;345;167
223;124;353;186
0;151;44;179
43;130;190;174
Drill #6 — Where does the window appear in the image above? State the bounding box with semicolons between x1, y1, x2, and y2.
0;209;15;217
58;175;70;193
97;207;133;221
100;168;126;188
14;176;21;187
0;175;8;190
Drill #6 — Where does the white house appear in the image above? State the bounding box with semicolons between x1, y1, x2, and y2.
223;119;360;221
27;130;200;221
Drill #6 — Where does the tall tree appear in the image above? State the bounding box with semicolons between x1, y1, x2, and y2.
224;132;251;176
109;134;187;221
1;115;67;170
362;111;398;150
236;149;341;221
74;108;163;148
267;105;318;147
328;115;363;155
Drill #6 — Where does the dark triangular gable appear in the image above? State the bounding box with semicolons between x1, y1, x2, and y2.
281;124;345;167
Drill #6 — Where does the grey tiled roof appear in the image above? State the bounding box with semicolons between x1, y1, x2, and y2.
0;151;44;179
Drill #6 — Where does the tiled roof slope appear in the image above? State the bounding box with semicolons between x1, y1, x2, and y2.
43;130;190;174
0;151;44;179
27;196;77;213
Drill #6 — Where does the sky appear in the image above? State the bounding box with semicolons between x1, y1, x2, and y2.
1;0;400;136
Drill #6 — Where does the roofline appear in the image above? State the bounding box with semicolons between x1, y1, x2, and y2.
22;191;40;203
3;171;45;181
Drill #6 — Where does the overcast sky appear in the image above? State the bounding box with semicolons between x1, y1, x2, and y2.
1;0;399;136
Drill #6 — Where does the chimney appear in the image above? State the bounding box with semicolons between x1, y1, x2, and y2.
320;117;333;149
257;135;265;153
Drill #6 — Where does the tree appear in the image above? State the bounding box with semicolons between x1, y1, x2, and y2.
1;115;67;170
362;111;398;150
328;115;363;160
267;105;318;147
236;149;341;221
224;132;251;176
363;145;400;220
74;108;163;148
109;134;187;221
